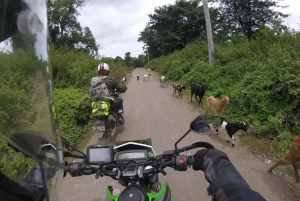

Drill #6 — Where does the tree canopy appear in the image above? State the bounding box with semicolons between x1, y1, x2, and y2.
47;0;99;55
210;0;290;41
138;0;218;59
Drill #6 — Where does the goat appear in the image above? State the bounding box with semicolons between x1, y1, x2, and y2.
268;127;300;183
143;73;150;81
147;68;151;71
177;85;186;98
160;76;168;87
173;83;186;98
173;83;178;96
206;95;229;115
190;84;207;109
216;120;248;147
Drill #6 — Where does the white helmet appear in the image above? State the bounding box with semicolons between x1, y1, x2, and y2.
98;63;109;71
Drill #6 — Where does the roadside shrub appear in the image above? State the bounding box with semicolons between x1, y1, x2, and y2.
55;88;92;145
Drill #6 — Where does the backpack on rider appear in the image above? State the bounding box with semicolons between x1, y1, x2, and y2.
89;76;114;117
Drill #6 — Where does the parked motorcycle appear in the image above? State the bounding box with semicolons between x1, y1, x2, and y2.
64;114;224;200
90;77;127;145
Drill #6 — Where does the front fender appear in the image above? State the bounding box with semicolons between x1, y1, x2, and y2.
148;182;171;201
105;182;171;201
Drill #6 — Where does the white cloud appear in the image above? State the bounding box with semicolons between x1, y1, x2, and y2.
276;0;300;29
78;0;176;58
78;0;299;59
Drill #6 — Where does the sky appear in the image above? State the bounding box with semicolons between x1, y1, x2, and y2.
77;0;300;59
77;0;177;59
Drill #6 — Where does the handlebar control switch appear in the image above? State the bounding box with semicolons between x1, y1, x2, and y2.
69;162;85;177
175;155;188;171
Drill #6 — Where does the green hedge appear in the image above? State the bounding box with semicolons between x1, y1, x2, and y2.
146;27;300;152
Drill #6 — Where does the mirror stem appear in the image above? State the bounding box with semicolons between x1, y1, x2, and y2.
175;129;191;150
63;138;86;158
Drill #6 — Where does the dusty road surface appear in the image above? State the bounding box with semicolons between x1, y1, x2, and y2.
59;69;299;201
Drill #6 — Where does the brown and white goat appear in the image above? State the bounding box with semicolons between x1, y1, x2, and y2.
268;127;300;183
206;96;229;115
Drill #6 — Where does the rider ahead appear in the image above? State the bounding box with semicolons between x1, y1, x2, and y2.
90;63;127;124
0;1;265;201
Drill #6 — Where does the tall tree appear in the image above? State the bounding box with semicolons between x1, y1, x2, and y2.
138;0;218;58
210;0;290;41
124;52;132;67
47;0;98;55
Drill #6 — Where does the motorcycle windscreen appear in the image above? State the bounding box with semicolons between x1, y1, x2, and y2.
0;0;63;201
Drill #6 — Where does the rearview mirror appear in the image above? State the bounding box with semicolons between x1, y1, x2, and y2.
190;115;225;135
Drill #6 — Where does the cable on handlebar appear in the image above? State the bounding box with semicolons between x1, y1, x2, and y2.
100;166;117;176
174;141;214;154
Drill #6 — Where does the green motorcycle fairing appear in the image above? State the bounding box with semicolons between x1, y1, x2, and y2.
106;182;171;201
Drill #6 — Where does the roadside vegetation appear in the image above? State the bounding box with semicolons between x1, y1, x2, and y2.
142;0;300;161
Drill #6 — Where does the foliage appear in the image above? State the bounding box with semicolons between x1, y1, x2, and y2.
122;52;147;67
0;49;51;181
47;0;99;55
0;45;128;179
114;56;126;66
50;46;128;145
50;45;98;88
55;88;91;145
138;0;218;58
210;0;290;41
147;25;300;154
0;138;35;182
124;52;132;67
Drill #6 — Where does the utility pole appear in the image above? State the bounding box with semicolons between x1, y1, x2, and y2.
203;0;214;65
147;48;149;63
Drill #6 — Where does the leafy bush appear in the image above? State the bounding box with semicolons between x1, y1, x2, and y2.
146;26;300;154
55;88;92;145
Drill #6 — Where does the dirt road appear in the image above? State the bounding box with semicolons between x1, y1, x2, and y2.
59;69;298;201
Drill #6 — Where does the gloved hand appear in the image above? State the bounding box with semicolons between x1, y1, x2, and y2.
192;149;266;201
192;149;211;171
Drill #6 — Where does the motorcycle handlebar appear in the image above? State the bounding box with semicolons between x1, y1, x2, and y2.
64;153;196;177
64;162;98;176
64;139;210;177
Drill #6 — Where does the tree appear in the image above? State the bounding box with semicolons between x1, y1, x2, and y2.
138;0;218;58
47;0;99;55
132;56;145;67
114;56;125;66
124;52;132;67
210;0;290;41
138;54;147;66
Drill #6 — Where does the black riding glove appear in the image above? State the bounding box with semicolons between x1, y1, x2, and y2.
193;149;266;201
192;149;210;171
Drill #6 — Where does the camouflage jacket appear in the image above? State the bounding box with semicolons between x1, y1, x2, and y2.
90;75;127;96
